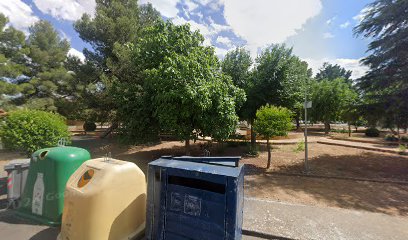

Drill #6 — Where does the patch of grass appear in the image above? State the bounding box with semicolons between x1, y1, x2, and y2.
399;144;407;155
294;140;305;152
331;128;348;134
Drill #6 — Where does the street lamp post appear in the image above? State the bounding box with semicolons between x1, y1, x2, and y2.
304;79;311;174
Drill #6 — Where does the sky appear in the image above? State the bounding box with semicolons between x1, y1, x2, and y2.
0;0;373;79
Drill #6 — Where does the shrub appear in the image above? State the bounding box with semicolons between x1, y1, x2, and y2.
83;122;97;132
0;110;70;155
294;140;305;152
384;134;399;142
402;136;408;142
365;128;380;137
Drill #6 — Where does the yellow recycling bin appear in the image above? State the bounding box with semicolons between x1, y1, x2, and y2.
58;158;146;240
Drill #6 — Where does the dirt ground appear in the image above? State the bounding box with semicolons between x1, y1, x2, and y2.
1;135;408;217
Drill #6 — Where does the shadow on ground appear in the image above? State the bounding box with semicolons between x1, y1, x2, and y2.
29;228;59;240
71;136;408;216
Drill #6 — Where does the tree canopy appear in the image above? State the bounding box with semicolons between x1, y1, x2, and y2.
123;21;245;150
310;78;358;133
221;47;253;89
315;62;352;84
354;0;408;132
254;105;292;168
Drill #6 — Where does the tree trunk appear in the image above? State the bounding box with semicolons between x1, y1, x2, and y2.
355;126;358;132
324;121;331;134
405;128;407;134
185;139;191;155
266;138;272;169
348;124;351;137
250;119;256;151
295;116;301;131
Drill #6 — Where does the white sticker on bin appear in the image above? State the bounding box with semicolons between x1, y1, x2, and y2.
32;173;44;215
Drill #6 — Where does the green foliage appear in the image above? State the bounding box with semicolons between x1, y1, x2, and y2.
331;128;348;134
399;144;407;154
294;140;305;152
0;110;70;155
83;122;97;132
310;78;358;133
221;47;253;89
244;45;311;122
315;62;352;84
0;16;79;114
143;21;245;143
365;128;380;137
254;105;293;139
354;0;408;132
72;0;162;125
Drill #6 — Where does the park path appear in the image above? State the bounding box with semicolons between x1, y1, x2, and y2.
243;197;408;240
317;138;402;154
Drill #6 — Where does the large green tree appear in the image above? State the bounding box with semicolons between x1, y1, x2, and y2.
112;21;245;151
0;17;75;113
310;78;358;134
244;44;310;148
315;62;352;84
18;20;71;111
354;0;408;134
0;14;27;110
221;47;253;89
73;1;161;124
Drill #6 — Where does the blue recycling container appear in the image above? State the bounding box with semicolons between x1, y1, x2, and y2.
146;156;244;240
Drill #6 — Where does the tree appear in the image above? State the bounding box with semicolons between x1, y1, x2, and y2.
221;47;253;89
310;78;358;134
73;0;162;125
254;105;292;169
244;44;310;150
142;22;245;154
0;14;28;110
354;0;408;135
0;17;75;113
315;62;352;84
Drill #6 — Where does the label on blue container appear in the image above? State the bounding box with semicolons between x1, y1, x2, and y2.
184;195;201;216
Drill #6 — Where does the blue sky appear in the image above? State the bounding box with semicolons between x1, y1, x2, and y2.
0;0;373;78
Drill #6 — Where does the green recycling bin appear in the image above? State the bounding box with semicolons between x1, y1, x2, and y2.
17;146;91;226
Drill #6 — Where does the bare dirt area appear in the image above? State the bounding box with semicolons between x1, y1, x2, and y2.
1;136;408;217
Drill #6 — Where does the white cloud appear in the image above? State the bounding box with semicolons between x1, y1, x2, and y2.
0;0;39;33
353;6;373;24
223;0;322;56
140;0;179;18
326;16;336;25
68;48;85;62
304;58;369;80
216;36;233;47
212;23;231;33
185;1;198;11
214;46;230;58
172;16;212;36
33;0;96;21
339;21;350;29
172;16;231;46
323;32;334;39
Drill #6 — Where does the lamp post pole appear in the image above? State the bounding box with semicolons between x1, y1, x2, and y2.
304;80;309;173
